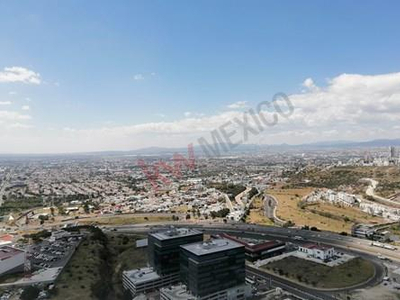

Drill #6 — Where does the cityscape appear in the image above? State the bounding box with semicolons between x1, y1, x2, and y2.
1;1;400;300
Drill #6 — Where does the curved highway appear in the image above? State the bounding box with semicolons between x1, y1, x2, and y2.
107;221;391;300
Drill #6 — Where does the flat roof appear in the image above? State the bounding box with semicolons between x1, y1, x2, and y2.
302;243;333;251
123;267;160;284
220;233;285;252
181;238;243;256
0;246;24;260
149;227;202;241
161;284;196;300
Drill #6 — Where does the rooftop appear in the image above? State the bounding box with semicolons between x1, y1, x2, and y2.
160;284;196;300
220;233;285;252
123;267;160;284
181;238;243;256
302;243;333;251
150;227;202;241
0;246;24;260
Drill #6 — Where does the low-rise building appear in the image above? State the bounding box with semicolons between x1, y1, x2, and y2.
298;244;334;261
0;246;25;276
122;267;177;298
220;233;286;261
160;283;251;300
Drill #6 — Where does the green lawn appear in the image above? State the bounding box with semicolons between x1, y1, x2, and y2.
262;256;375;289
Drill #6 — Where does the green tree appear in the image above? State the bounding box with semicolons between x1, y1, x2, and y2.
83;202;90;214
21;286;40;300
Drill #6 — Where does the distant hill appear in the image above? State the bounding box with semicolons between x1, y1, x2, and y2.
1;138;399;159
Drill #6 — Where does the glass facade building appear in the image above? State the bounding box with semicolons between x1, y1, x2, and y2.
148;228;203;276
180;238;246;298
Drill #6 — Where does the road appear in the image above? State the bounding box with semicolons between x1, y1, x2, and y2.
108;221;388;299
235;187;250;208
246;267;335;300
224;193;234;211
363;177;400;207
104;220;400;263
264;194;285;225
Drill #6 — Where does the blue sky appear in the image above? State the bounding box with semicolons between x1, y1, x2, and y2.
1;1;400;153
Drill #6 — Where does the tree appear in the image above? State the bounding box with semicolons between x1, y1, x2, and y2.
21;286;40;300
83;202;90;214
186;214;191;220
57;205;66;215
50;207;55;216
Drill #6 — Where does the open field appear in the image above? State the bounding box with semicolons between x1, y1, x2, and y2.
288;166;400;198
51;228;147;300
107;232;148;298
246;197;274;226
79;214;173;226
262;256;375;289
269;188;385;233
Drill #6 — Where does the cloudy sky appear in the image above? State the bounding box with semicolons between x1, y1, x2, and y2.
1;1;400;153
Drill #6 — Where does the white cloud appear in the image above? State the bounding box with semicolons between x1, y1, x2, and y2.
2;71;400;153
8;123;33;129
0;67;41;84
0;101;12;105
184;111;205;118
25;97;32;102
21;105;30;111
302;78;319;91
155;113;166;118
227;101;248;109
8;91;17;95
49;71;400;151
0;110;31;121
133;74;145;80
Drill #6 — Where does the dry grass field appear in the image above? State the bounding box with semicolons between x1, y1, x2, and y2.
79;214;173;226
246;196;274;226
269;188;385;233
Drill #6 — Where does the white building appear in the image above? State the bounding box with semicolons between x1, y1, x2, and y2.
0;246;25;276
298;244;334;261
122;267;177;298
160;283;251;300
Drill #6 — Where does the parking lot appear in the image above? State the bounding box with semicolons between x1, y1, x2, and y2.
29;235;82;269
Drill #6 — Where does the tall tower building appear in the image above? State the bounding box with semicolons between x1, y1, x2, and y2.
390;146;396;159
178;238;249;299
123;227;203;298
148;227;203;277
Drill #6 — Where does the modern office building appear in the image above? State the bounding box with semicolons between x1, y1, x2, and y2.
148;227;203;277
179;238;250;299
123;227;203;298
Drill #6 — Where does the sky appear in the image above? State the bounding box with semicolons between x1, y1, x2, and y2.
0;1;400;153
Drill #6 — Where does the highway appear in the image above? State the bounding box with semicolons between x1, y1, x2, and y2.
107;221;390;299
